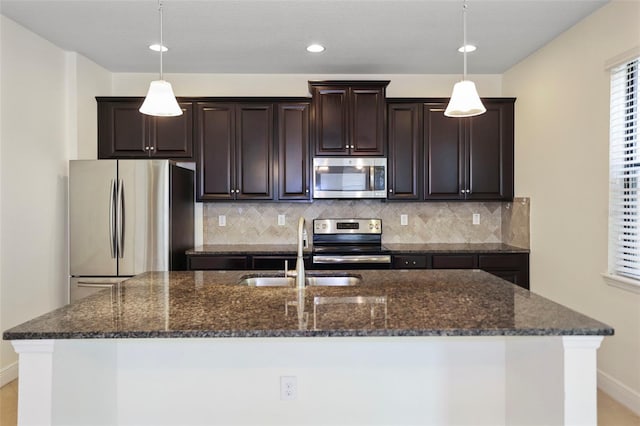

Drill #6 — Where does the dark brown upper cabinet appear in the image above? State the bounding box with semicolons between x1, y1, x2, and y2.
423;99;514;201
387;103;422;200
387;98;514;202
309;81;389;156
196;102;274;201
277;102;311;201
97;98;193;160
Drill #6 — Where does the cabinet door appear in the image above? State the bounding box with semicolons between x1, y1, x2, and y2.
467;100;514;200
150;102;194;159
432;254;477;269
278;103;310;200
423;103;465;200
350;87;385;155
392;255;428;269
387;103;421;200
478;253;529;289
312;86;349;155
236;104;274;200
188;255;248;270
196;103;235;201
98;101;148;158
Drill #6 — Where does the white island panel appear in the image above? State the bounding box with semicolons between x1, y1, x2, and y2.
13;335;603;426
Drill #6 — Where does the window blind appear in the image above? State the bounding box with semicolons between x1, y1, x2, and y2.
609;57;640;280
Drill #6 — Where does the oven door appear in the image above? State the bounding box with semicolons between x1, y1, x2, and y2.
312;253;392;270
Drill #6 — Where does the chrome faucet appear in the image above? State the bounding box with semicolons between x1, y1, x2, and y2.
295;216;306;289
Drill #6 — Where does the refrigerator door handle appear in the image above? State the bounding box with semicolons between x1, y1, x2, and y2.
109;179;117;258
77;282;118;288
116;178;125;259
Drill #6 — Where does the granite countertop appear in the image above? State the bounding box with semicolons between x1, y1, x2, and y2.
187;244;305;255
3;270;611;340
382;243;529;253
187;243;529;255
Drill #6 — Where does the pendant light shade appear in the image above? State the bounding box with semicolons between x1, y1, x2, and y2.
139;80;182;116
140;0;182;117
444;80;486;117
445;0;486;118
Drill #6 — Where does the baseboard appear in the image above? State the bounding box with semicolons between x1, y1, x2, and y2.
598;369;640;416
0;361;18;388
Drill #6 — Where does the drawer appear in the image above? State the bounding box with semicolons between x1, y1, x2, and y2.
432;254;477;269
478;254;527;269
252;256;309;270
188;255;248;270
392;255;428;269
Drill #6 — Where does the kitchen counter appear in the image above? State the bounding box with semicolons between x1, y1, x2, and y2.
186;242;529;255
4;270;611;426
384;242;529;253
187;244;305;255
4;269;608;340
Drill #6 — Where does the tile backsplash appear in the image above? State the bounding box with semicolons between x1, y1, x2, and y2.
203;198;530;248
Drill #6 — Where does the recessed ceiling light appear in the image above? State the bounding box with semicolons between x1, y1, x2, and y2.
306;44;325;53
457;44;476;53
149;44;168;52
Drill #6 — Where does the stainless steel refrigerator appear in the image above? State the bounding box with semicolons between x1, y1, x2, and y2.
69;160;194;302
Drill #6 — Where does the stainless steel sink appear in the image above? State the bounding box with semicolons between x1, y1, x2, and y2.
239;277;295;287
306;275;361;286
238;274;361;287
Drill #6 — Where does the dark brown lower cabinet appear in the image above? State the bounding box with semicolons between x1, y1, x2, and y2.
188;255;248;270
187;254;310;271
188;252;529;289
478;254;530;289
252;256;310;270
392;252;529;289
392;255;428;269
431;254;478;269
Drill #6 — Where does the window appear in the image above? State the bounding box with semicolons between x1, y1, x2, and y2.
609;56;640;285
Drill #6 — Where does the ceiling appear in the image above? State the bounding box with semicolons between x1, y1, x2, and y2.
1;0;608;75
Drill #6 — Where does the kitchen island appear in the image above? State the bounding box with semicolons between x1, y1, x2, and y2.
4;270;612;426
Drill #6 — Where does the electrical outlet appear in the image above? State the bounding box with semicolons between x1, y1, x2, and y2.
280;376;297;400
278;214;286;226
400;214;408;226
218;215;226;227
472;213;480;225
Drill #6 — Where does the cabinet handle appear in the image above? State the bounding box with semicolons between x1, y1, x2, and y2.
389;189;393;193
144;146;149;151
305;189;309;193
149;146;155;151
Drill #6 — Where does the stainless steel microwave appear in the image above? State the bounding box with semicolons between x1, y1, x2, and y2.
312;157;387;199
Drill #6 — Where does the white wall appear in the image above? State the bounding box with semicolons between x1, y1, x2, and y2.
70;53;112;160
111;72;502;98
0;16;111;383
503;1;640;414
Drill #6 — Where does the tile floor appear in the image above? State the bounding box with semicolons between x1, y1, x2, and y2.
0;379;638;425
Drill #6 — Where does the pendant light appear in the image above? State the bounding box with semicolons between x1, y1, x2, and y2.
444;0;486;118
139;0;182;117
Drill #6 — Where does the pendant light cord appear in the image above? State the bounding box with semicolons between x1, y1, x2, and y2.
159;0;164;80
462;0;467;80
